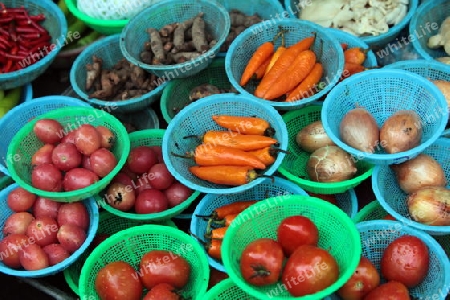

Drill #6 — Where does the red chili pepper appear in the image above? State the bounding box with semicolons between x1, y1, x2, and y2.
0;16;13;23
14;14;45;21
17;49;27;56
0;35;9;47
0;26;8;36
2;52;26;60
8;20;16;42
19;32;42;39
16;26;40;33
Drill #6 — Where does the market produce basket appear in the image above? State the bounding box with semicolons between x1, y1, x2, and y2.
226;19;344;110
79;225;210;299
373;137;450;236
410;0;450;62
383;60;450;136
64;211;176;296
0;96;90;176
0;171;13;190
322;69;448;165
7;106;130;202
97;129;201;221
203;279;256;299
160;58;232;124
278;104;374;194
222;195;361;300
0;0;67;90
70;34;168;113
353;200;391;223
285;0;418;48
190;176;308;272
162;94;288;194
0;183;99;278
120;0;231;79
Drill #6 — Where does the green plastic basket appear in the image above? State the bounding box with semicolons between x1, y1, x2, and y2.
221;195;361;300
97;129;201;221
352;201;390;223
79;224;210;300
64;211;176;296
6;106;130;202
278;104;374;194
160;58;232;124
204;278;256;299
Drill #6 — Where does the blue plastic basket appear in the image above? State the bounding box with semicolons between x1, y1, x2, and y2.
225;19;344;110
70;34;168;113
373;137;450;236
335;189;359;220
0;0;67;90
0;183;99;278
284;0;418;48
326;28;378;68
0;96;90;176
120;0;231;80
190;176;308;272
162;93;288;194
322;69;449;165
353;200;391;224
410;0;450;62
384;60;450;137
21;84;33;102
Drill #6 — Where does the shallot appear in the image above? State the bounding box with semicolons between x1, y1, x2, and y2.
307;146;357;183
407;186;450;226
339;107;379;153
380;110;422;154
296;121;335;153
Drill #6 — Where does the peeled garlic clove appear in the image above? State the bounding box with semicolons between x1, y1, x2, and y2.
380;110;422;154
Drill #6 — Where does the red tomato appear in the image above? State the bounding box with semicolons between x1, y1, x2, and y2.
277;215;319;256
89;148;118;178
126;146;157;174
143;283;179;300
31;163;63;192
63;168;99;191
208;267;229;290
32;144;55;167
139;250;191;290
74;124;101;156
0;234;28;268
95;261;143;300
96;126;115;149
364;281;411;300
7;187;36;212
307;192;338;206
281;245;339;297
51;142;82;172
33;119;64;144
337;256;380;300
104;183;136;212
381;235;429;288
240;238;284;286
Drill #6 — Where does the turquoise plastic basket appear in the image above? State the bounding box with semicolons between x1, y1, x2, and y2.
120;0;231;79
0;96;90;176
410;0;450;61
162;94;288;194
21;84;33;102
0;184;99;278
226;19;344;110
322;69;449;165
0;0;67;90
372;137;450;236
190;176;308;272
70;34;168;113
285;0;418;48
335;189;358;220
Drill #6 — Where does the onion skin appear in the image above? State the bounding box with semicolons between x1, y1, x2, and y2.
307;146;357;183
407;186;450;226
391;154;447;194
339;108;379;153
380;110;422;154
296;121;336;153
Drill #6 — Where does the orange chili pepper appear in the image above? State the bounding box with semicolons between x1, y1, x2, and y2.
344;47;368;65
213;201;257;219
247;147;288;166
212;115;274;136
254;57;271;80
286;62;324;102
207;239;222;260
341;43;348;51
240;41;274;86
341;62;366;80
213;213;239;226
205;226;228;240
189;165;262;186
265;30;287;75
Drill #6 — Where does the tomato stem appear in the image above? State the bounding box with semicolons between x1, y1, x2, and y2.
249;264;271;279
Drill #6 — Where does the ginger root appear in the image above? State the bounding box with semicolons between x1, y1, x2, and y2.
428;16;450;56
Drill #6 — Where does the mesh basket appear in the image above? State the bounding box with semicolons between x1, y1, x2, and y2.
225;19;344;110
0;183;99;278
372;137;450;236
322;69;449;165
160;58;232;124
383;60;450;137
222;195;361;299
0;0;67;90
203;278;256;299
120;0;231;79
0;96;90;176
63;211;176;296
410;0;450;61
353;200;390;224
70;34;168;114
6;106;130;202
0;172;13;191
79;224;210;299
97;129;201;221
21;83;33;102
190;176;308;272
335;189;358;219
284;0;418;48
355;220;450;300
162;94;288;194
278;104;374;194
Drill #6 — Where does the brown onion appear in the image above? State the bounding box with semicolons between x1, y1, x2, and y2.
339;108;379;153
307;146;357;183
391;154;447;194
296;120;336;153
407;186;450;226
380;110;422;154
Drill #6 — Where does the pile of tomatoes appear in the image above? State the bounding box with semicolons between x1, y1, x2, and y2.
240;215;339;297
95;249;191;300
31;119;118;192
0;187;90;271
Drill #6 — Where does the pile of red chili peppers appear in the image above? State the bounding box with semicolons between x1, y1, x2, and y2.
0;3;51;73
